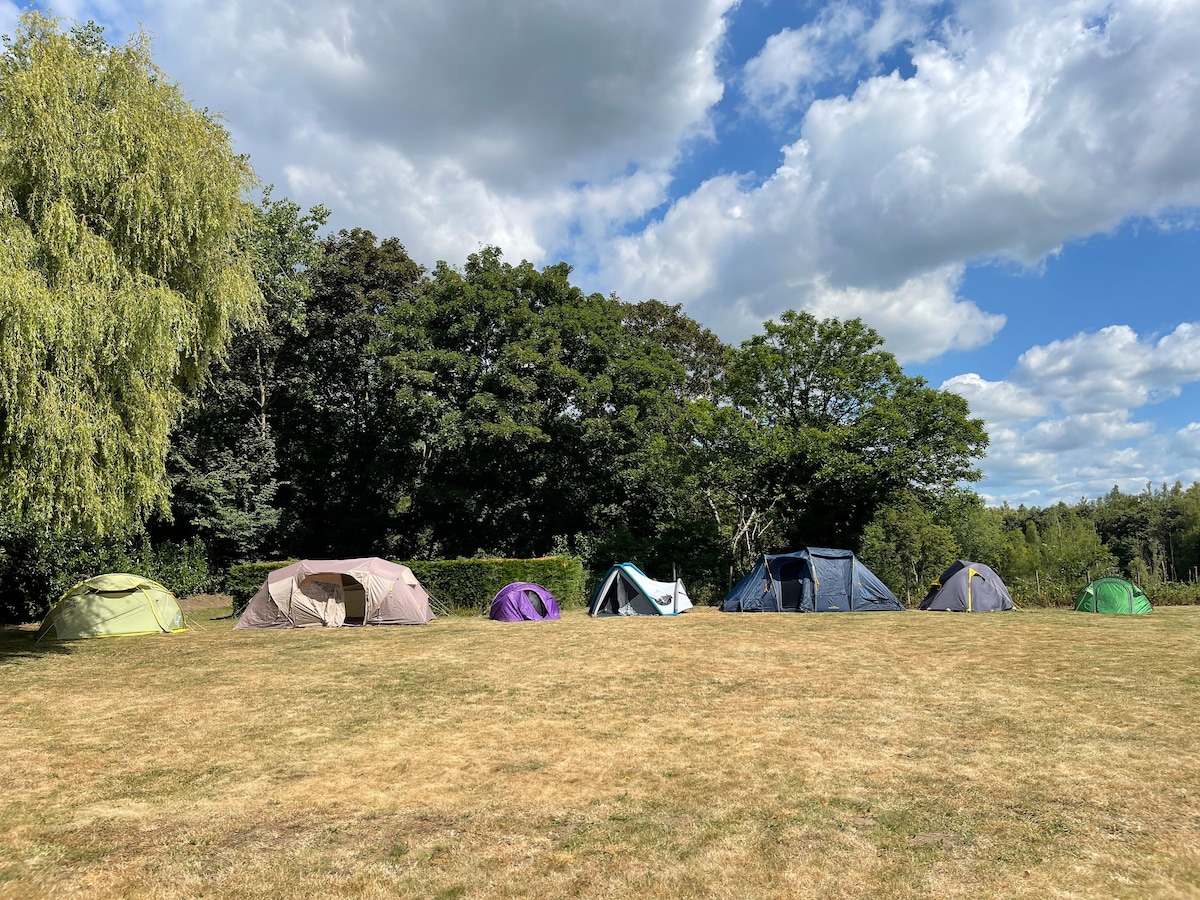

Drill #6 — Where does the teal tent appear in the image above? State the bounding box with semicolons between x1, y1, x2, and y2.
1074;577;1152;615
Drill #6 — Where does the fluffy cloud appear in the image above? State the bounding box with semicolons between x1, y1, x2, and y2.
128;0;734;266
55;0;1200;367
940;373;1048;425
742;0;937;119
1013;323;1200;414
608;0;1200;359
945;322;1200;502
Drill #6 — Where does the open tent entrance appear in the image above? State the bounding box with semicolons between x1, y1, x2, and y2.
772;556;811;612
523;588;549;618
295;573;369;625
588;563;692;617
488;582;562;622
592;568;657;616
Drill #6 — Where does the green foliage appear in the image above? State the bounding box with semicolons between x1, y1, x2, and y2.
708;311;988;559
406;557;587;614
375;247;720;562
271;228;426;557
158;192;330;568
226;556;586;616
0;13;260;534
0;515;212;623
225;560;292;613
860;494;959;605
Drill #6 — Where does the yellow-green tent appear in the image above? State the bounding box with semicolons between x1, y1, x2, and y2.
36;574;185;641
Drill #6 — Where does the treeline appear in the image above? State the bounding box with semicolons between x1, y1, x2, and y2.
5;194;1199;620
3;15;1198;623
5;196;1200;618
861;483;1200;606
0;189;990;620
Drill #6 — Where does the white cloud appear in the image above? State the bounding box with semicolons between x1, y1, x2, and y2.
131;0;735;268
52;0;1200;372
940;373;1048;425
945;322;1200;503
608;0;1200;361
1022;411;1154;453
742;0;937;119
1013;323;1200;414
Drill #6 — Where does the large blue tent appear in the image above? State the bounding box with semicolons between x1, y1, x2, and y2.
722;547;903;613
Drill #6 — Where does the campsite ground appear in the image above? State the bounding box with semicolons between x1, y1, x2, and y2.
1;603;1198;899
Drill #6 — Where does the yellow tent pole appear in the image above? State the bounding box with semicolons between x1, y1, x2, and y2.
139;584;171;632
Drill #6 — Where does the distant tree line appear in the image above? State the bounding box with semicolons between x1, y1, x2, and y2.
860;483;1200;606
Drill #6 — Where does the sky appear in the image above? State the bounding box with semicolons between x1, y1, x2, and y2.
5;0;1200;506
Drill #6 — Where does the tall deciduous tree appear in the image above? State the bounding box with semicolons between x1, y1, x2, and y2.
159;192;329;567
720;310;988;553
0;14;260;533
272;229;426;557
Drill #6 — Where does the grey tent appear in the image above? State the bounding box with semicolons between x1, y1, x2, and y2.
588;563;693;617
236;558;433;628
722;547;903;612
919;560;1013;612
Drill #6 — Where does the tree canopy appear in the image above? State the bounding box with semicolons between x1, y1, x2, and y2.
22;12;1200;623
0;13;259;533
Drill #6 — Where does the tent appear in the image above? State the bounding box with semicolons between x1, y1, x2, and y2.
37;573;186;641
588;563;693;617
1075;577;1152;615
919;560;1014;612
723;547;903;612
489;582;561;621
235;557;433;629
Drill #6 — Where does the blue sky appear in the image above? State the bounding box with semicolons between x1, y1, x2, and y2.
5;0;1200;505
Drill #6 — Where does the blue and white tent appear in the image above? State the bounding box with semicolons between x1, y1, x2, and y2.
723;547;903;613
588;563;693;617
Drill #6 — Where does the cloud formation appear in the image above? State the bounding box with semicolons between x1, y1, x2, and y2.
944;322;1200;503
68;0;1200;366
608;0;1200;360
140;0;734;264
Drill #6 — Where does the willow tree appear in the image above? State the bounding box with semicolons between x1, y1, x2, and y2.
0;14;260;532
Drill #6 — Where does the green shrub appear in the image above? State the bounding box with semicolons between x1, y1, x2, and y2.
409;557;586;614
226;556;586;616
1007;577;1200;608
225;560;293;613
1143;581;1200;606
0;517;214;624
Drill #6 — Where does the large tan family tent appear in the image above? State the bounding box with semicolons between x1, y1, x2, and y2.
37;573;186;641
235;558;434;629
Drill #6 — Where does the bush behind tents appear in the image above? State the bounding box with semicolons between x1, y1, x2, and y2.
227;556;587;615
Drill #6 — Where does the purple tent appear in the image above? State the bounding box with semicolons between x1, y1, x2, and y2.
488;582;561;621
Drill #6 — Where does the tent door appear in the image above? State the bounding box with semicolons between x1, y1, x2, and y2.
775;560;807;611
342;576;367;625
525;590;547;618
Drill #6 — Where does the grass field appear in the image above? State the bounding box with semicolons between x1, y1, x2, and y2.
1;603;1198;899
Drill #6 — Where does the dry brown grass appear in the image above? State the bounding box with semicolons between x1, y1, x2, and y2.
1;603;1198;898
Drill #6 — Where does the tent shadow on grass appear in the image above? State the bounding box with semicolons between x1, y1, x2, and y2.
0;627;72;661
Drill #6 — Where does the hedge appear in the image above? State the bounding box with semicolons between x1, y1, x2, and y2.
226;556;587;616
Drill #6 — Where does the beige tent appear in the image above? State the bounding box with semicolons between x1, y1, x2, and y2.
235;558;433;629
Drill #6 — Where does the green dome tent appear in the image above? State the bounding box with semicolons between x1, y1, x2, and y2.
1074;577;1152;615
37;574;186;640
